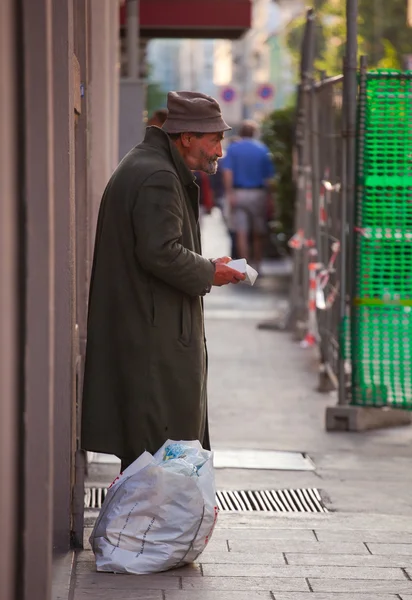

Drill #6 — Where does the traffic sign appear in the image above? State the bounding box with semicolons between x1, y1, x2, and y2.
257;83;275;101
220;86;236;103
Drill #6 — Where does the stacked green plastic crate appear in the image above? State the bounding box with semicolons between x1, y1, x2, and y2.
351;69;412;408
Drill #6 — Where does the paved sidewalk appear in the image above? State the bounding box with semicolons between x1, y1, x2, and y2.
73;210;412;600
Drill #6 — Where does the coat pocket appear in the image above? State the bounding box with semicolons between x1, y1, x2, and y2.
149;278;157;326
179;296;192;346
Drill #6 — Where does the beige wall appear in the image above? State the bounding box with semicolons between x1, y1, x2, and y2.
22;0;55;595
88;0;120;249
0;0;18;598
51;0;77;553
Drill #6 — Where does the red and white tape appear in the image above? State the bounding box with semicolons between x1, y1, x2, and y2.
301;261;322;348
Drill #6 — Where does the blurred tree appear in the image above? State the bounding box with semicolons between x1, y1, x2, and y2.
359;0;409;68
286;0;409;77
261;107;296;248
145;63;167;116
146;81;166;117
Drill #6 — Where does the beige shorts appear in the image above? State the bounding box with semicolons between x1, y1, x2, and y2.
233;188;267;234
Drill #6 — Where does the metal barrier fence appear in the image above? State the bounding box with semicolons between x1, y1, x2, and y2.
288;75;345;390
313;76;345;389
288;10;412;411
287;15;347;393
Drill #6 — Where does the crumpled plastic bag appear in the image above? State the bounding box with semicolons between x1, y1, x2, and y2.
89;439;219;574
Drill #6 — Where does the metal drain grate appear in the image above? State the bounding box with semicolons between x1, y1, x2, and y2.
84;486;108;509
216;488;328;513
84;487;327;513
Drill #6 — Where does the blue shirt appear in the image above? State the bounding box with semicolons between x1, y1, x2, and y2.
223;139;275;188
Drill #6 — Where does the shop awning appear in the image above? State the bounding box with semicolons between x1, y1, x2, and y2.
120;0;251;39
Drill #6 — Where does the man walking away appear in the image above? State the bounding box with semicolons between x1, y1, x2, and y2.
223;120;275;272
81;91;245;473
147;108;168;127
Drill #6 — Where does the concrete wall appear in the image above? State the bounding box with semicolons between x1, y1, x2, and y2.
118;79;146;159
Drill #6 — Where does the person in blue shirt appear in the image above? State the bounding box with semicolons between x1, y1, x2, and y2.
223;120;275;272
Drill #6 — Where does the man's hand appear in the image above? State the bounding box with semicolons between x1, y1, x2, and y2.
211;256;246;286
213;256;232;265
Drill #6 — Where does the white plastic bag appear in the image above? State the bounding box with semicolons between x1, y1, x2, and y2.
89;440;219;575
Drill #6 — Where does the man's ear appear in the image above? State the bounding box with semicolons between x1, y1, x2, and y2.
180;132;192;148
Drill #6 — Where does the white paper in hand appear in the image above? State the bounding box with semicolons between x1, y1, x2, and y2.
226;258;258;286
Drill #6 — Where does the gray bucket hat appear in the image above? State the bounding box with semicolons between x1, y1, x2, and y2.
162;91;231;134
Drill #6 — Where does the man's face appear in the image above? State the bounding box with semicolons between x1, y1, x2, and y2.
188;132;224;175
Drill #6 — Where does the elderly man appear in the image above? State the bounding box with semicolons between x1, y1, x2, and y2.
81;91;244;472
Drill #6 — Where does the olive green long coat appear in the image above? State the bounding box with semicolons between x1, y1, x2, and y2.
81;127;215;459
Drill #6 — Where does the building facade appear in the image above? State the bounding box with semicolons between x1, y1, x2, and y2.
214;0;305;125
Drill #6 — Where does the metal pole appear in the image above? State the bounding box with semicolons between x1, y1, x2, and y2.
301;9;315;337
337;0;358;405
345;0;358;302
310;81;321;259
126;0;138;79
338;57;349;406
286;8;315;332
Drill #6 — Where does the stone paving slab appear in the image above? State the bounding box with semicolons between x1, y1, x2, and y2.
215;513;412;530
181;576;309;592
198;551;286;564
211;527;316;541
316;529;412;543
74;591;162;599
368;543;412;556
214;468;320;491
165;592;272;600
199;539;232;553
201;564;405;580
228;540;370;554
286;552;412;567
401;596;412;599
74;573;180;590
52;552;73;600
309;578;412;594
76;551;99;563
271;594;398;600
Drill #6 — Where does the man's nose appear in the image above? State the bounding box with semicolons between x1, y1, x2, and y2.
216;142;223;158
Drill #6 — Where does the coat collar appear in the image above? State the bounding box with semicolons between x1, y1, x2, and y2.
142;126;195;187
